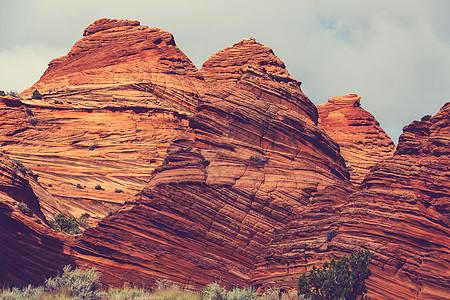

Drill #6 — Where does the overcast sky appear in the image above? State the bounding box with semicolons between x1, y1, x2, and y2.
1;0;449;143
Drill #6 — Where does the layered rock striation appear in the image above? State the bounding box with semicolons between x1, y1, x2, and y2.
336;103;450;299
21;18;205;111
2;19;205;219
0;18;448;300
317;94;395;184
74;38;353;289
0;152;74;286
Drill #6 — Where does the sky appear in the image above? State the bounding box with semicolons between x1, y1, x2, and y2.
1;0;449;143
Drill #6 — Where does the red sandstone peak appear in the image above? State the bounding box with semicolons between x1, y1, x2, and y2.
83;18;141;36
317;93;395;184
337;102;450;299
74;41;353;289
21;18;204;111
201;37;300;86
201;38;318;122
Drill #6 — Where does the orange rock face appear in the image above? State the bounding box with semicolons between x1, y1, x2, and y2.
342;103;449;299
2;18;205;220
21;18;204;111
317;94;395;184
0;151;74;286
74;38;352;289
1;18;448;300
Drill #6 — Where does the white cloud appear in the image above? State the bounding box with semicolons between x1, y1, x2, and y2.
0;0;448;143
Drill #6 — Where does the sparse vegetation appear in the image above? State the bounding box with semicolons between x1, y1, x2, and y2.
76;183;84;189
95;184;104;190
89;143;99;151
115;188;123;193
326;229;337;242
7;90;19;97
79;213;91;228
54;100;63;104
0;90;5;96
249;155;269;165
0;266;307;300
32;89;43;99
297;250;372;300
25;107;33;115
49;213;81;234
17;202;30;214
28;118;38;126
135;128;142;133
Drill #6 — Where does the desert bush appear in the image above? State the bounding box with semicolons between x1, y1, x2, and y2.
326;230;337;242
44;265;103;299
89;143;99;151
95;184;104;190
107;287;151;300
50;213;81;234
17;202;30;214
79;213;91;228
0;285;44;300
0;90;5;96
115;189;124;193
7;90;19;97
77;183;84;189
28;118;38;126
227;287;257;300
25;107;33;115
201;283;226;300
298;250;372;300
32;89;42;99
54;100;63;104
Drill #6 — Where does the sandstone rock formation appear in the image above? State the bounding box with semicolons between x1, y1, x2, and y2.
255;102;450;299
317;94;395;184
21;18;205;111
0;18;448;300
2;19;205;219
74;38;353;289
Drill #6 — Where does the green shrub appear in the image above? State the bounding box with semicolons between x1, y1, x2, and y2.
28;118;38;126
227;287;257;300
17;202;30;214
249;155;269;166
79;213;91;228
298;250;372;300
326;230;337;242
201;283;226;300
107;287;151;300
0;285;44;300
44;265;103;299
89;143;99;151
50;213;81;234
32;89;42;99
0;90;5;96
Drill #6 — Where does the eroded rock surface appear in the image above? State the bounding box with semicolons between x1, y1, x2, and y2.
317;94;395;184
0;152;74;286
1;18;448;300
21;18;205;111
1;18;204;219
74;39;352;289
